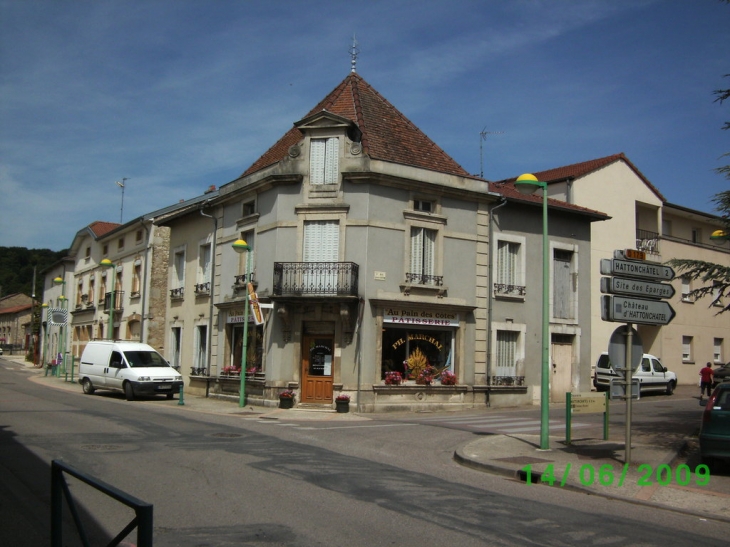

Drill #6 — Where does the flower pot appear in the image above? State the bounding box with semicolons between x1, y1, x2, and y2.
335;400;349;413
279;397;294;409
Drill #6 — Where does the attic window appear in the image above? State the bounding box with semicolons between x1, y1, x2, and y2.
310;137;339;185
414;200;433;213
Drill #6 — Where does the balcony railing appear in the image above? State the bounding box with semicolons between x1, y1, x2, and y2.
405;273;443;286
103;291;124;312
194;282;210;294
233;273;256;287
170;287;184;299
636;229;660;255
494;283;526;297
273;262;359;297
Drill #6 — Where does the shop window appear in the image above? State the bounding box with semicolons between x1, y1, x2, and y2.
381;327;453;382
230;324;264;373
310;137;339;185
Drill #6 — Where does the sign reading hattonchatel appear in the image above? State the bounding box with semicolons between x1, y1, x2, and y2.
383;308;459;327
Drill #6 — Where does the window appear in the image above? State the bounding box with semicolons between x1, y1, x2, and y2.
495;330;519;381
413;200;433;213
237;230;255;283
197;242;211;293
682;336;693;362
691;228;702;244
380;326;454;381
310;137;339;185
118;237;124;251
113;269;122;310
494;236;525;298
88;277;95;305
303;221;339;293
242;200;256;217
712;281;723;307
170;327;182;371
132;261;141;296
136;230;143;243
409;227;436;284
102;244;108;256
553;249;575;320
76;279;84;308
85;246;91;259
715;338;723;363
99;273;107;304
662;219;672;237
195;325;208;374
681;276;693;302
173;249;185;289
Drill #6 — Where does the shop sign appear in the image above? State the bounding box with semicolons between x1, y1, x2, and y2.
227;309;252;324
383;308;459;327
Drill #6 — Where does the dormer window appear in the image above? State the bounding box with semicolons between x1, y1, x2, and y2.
310;137;339;185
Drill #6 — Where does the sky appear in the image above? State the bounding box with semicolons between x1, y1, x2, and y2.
1;0;728;251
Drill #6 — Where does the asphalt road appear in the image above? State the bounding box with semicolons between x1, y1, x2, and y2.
1;360;727;546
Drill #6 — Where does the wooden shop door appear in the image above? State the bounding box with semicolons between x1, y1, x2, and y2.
301;335;334;404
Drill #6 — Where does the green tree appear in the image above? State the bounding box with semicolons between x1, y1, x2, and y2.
667;70;730;313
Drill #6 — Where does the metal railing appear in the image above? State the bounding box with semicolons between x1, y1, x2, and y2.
405;272;444;286
194;282;210;294
490;375;526;386
273;262;359;296
51;459;153;547
169;287;184;299
493;283;526;297
233;272;256;286
636;229;660;255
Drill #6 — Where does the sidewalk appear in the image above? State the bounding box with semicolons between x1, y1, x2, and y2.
5;354;729;523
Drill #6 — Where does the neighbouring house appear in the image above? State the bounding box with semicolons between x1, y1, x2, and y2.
505;153;730;384
0;293;36;355
157;71;606;411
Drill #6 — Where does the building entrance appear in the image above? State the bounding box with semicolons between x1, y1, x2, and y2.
301;335;334;404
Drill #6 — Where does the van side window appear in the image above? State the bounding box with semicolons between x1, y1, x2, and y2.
110;351;124;368
641;358;651;372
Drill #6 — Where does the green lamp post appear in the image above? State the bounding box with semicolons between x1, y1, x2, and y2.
232;238;252;408
100;259;116;340
514;173;550;451
53;276;67;374
41;302;49;368
710;229;729;242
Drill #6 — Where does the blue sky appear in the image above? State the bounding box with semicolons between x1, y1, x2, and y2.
1;0;728;251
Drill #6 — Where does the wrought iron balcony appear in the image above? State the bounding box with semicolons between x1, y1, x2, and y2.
194;282;210;294
169;287;184;299
103;291;124;312
494;283;527;297
233;273;255;287
636;229;660;255
405;273;443;286
273;262;359;297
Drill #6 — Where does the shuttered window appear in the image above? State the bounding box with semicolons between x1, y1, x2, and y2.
496;240;518;285
199;243;211;283
174;251;185;289
553;249;574;319
310;137;339;185
410;227;435;280
303;220;339;294
496;330;518;377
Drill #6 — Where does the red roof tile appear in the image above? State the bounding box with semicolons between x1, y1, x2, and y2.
88;221;121;238
242;73;470;178
497;153;665;202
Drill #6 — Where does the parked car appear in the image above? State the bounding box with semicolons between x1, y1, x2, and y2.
0;346;3;355
712;362;730;387
593;352;677;395
700;382;730;470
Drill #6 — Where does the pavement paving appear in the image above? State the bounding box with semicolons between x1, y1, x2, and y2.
3;354;729;525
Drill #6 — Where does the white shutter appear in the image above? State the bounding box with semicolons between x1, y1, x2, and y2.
410;228;423;274
497;241;518;285
324;137;339;184
423;229;435;278
310;139;325;185
496;330;518;376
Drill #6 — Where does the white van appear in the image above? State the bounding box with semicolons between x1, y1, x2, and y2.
78;341;183;401
593;352;677;395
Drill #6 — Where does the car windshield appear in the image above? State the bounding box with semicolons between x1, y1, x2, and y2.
124;351;169;368
597;354;611;369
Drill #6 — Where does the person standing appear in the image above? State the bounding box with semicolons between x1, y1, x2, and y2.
699;362;715;398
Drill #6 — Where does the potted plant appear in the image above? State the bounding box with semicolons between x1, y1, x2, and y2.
440;370;457;386
335;393;350;413
384;371;403;385
417;365;436;386
279;389;295;409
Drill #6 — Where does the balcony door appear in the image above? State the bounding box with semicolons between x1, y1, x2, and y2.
301;334;334;404
303;220;339;294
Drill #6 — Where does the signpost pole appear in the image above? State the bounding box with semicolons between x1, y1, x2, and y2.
624;323;633;464
603;392;609;440
566;392;572;445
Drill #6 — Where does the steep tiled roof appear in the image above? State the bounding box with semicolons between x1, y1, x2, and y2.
88;221;121;238
242;73;470;178
0;303;32;315
489;181;609;220
497;153;665;202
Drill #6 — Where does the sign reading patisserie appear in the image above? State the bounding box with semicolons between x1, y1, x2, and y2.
383;308;459;327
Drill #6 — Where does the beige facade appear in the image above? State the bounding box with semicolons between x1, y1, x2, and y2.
541;155;729;384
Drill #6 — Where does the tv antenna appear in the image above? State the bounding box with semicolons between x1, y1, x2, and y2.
479;127;503;178
115;178;129;223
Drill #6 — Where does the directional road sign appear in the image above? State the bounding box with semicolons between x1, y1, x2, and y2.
600;276;675;299
600;258;675;281
601;295;676;326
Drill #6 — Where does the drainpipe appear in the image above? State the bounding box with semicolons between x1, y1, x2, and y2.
200;204;217;383
486;197;508;408
139;218;154;343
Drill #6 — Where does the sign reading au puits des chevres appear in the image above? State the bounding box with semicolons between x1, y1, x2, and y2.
383;308;459;327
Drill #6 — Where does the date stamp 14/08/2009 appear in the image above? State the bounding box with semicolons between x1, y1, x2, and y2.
521;463;710;488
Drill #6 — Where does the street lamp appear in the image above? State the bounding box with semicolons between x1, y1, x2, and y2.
710;229;729;243
514;173;550;451
53;276;67;375
100;259;116;340
232;239;252;408
41;303;49;368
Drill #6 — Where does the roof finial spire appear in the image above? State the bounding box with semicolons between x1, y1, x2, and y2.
349;34;359;73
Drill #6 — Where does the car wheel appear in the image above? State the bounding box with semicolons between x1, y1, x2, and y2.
124;382;135;401
666;381;675;395
82;378;95;395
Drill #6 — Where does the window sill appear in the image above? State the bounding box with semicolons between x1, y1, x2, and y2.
400;283;447;298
